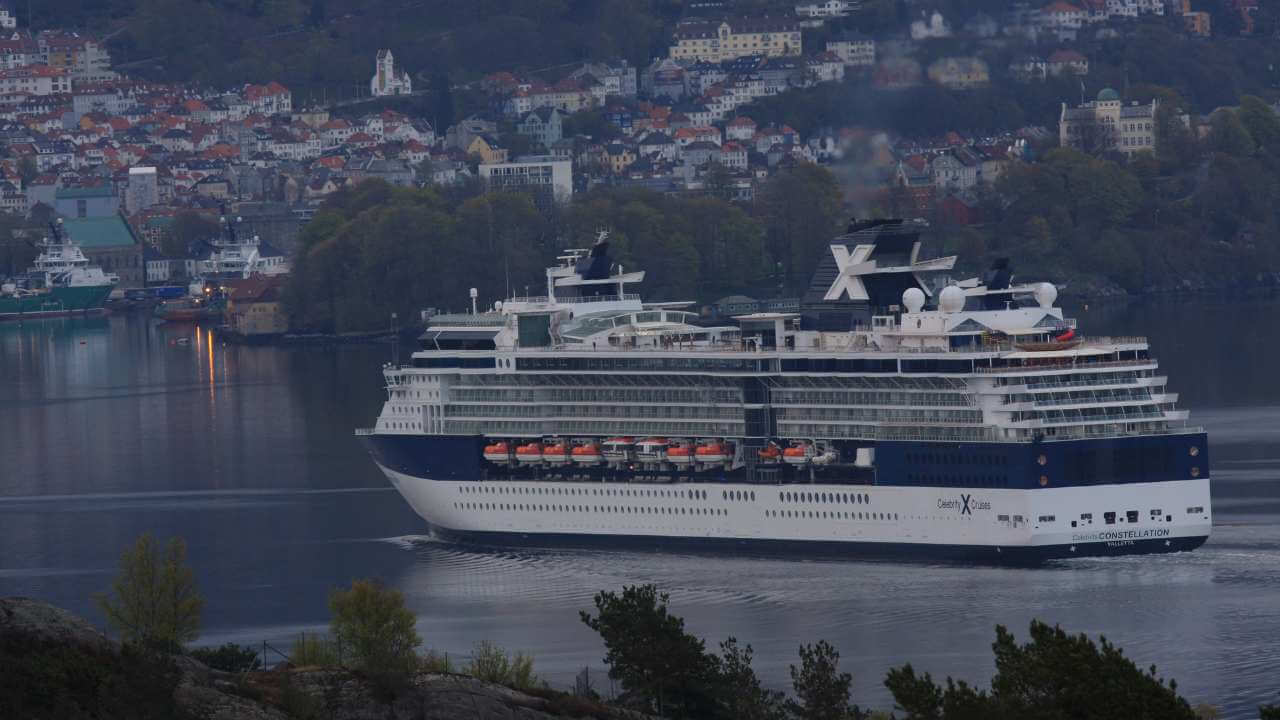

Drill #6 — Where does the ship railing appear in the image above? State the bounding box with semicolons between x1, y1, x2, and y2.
354;428;375;436
973;358;1157;374
1022;376;1139;391
506;294;642;305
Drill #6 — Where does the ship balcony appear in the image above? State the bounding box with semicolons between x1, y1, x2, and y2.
978;374;1149;395
1028;397;1161;411
1134;375;1168;388
973;358;1158;376
1163;409;1191;421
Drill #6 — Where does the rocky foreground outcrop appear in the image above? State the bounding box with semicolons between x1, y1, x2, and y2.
0;597;647;720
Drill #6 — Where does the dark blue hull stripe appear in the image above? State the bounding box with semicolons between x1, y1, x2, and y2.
424;525;1208;565
360;433;1209;490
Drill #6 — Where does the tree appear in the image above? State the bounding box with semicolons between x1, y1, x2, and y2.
17;156;37;187
1237;96;1280;155
1261;705;1280;720
789;640;866;720
717;638;788;720
1209;109;1256;158
163;211;220;258
580;584;721;717
95;534;203;652
884;620;1197;720
328;579;421;677
757;164;843;293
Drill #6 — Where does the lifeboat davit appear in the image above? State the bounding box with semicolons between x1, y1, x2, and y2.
483;441;513;463
757;444;782;463
572;443;603;465
542;442;569;464
667;443;694;464
515;442;544;464
602;437;634;463
636;437;668;461
783;444;811;465
696;442;729;464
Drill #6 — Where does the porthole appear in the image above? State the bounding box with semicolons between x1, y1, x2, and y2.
1190;466;1200;478
750;491;755;501
1189;446;1200;457
1037;454;1047;466
1039;475;1049;487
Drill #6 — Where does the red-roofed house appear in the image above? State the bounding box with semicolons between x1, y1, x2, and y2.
1047;49;1089;75
243;81;291;115
1040;2;1086;38
726;116;757;141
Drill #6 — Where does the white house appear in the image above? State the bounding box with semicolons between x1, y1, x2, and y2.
795;1;852;18
370;49;412;97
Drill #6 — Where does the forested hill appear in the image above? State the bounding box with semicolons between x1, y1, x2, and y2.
29;0;686;95
30;1;1280;129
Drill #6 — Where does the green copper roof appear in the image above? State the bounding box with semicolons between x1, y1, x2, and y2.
60;215;138;249
1097;88;1120;102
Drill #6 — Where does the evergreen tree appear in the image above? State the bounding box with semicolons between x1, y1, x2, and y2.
789;640;866;720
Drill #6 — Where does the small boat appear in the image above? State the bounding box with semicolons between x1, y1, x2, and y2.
602;437;634;464
154;296;223;322
1015;339;1083;352
783;443;812;465
667;441;694;465
695;440;730;464
542;442;569;465
515;442;544;464
483;441;513;463
571;442;603;465
757;443;782;463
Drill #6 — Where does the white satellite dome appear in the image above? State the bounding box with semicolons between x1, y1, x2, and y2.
938;285;966;313
1034;282;1058;309
901;287;926;313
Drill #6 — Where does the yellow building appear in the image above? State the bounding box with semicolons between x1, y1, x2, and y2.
224;276;289;339
670;17;801;63
926;57;990;90
465;135;509;165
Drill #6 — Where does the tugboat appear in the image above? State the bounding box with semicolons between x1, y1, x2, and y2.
0;219;117;321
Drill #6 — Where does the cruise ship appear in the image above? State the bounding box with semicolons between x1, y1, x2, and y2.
358;220;1210;563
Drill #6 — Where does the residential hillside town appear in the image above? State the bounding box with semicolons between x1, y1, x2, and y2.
0;0;1268;299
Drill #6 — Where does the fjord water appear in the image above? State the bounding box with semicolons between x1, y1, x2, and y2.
2;296;1278;717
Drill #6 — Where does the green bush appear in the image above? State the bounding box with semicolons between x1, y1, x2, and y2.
290;632;339;667
420;648;457;674
466;640;537;690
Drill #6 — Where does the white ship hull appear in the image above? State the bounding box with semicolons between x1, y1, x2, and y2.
376;463;1211;562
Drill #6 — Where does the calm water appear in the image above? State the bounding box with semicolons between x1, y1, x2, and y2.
2;297;1279;717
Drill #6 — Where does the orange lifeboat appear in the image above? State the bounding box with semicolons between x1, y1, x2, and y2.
542;442;569;464
483;441;512;463
696;441;729;464
783;444;811;465
515;442;544;464
757;444;782;463
602;437;634;463
667;442;694;465
572;442;603;465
